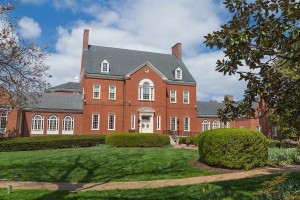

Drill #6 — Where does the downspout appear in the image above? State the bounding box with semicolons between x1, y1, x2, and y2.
122;79;125;132
165;86;168;134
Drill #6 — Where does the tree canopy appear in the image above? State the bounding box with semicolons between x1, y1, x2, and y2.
0;2;50;108
204;0;300;137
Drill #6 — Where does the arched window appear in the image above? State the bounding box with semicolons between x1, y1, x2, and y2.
138;79;154;101
175;67;182;80
212;120;220;129
101;59;109;73
63;116;74;131
202;120;210;131
47;115;58;133
31;115;44;134
222;121;230;128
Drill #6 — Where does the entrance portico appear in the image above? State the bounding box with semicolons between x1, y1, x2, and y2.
138;107;155;133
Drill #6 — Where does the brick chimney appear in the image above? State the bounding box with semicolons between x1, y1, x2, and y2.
224;95;233;102
83;29;89;50
172;43;182;61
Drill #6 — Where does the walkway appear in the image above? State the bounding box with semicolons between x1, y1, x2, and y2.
1;164;300;192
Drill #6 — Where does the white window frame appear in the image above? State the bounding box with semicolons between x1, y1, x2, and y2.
109;86;116;100
138;79;155;101
131;115;135;130
101;59;109;73
202;120;210;131
170;90;177;103
212;120;220;129
31;114;44;134
92;114;100;130
0;111;7;133
175;67;182;80
256;126;261;132
47;115;59;134
183;91;189;104
170;117;177;131
183;117;190;131
222;122;230;128
272;126;277;137
157;115;161;130
108;114;115;130
93;85;101;99
62;115;74;134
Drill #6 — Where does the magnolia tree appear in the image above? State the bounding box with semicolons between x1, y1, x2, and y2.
204;0;300;138
0;3;50;108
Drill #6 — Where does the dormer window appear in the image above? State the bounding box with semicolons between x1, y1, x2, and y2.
175;67;182;80
101;59;109;73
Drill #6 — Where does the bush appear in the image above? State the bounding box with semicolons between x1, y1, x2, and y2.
0;135;106;151
267;139;281;148
268;148;299;165
105;133;170;147
194;134;201;146
198;128;268;170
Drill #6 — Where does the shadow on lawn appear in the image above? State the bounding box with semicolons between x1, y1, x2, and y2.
32;152;183;200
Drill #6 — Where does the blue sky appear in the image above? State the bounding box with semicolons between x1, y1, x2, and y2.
7;0;246;101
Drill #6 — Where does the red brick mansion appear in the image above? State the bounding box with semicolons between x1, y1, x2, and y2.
0;30;277;138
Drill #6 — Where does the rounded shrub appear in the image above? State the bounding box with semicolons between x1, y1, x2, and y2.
105;133;170;147
198;128;268;170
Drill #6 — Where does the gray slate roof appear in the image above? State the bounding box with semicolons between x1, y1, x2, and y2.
47;82;81;92
84;45;196;83
197;101;225;117
24;93;83;111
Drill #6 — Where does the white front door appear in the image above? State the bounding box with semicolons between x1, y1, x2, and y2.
140;115;152;133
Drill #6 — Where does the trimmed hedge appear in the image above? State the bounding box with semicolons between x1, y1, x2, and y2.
0;135;106;151
198;128;268;170
267;139;281;148
105;133;170;147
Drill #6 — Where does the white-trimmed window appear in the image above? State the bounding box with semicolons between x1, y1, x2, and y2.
170;90;177;103
170;117;177;131
101;59;109;73
157;115;161;130
256;126;261;132
212;120;220;129
138;79;154;101
93;85;100;99
183;91;189;104
184;117;190;131
175;67;182;80
0;111;7;132
47;115;59;134
109;86;116;100
131;115;135;130
31;114;44;134
222;122;230;128
108;114;115;130
202;120;210;131
62;115;74;134
92;114;100;130
272;126;277;137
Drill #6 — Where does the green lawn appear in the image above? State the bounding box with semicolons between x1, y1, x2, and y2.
1;172;299;200
0;147;214;183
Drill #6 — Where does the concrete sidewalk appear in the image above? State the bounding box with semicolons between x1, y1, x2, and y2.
1;164;300;192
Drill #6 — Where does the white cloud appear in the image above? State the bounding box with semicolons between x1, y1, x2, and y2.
46;0;247;101
18;17;41;39
22;0;47;5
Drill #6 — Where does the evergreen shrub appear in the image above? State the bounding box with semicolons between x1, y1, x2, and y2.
105;133;170;147
198;128;268;170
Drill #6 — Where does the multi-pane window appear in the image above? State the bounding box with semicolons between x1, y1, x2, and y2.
138;79;154;101
92;114;100;130
109;86;116;100
212;120;220;129
131;115;135;130
272;126;277;137
170;90;177;103
157;115;161;130
0;112;7;130
108;114;115;130
47;115;58;131
175;68;182;79
222;122;230;128
93;85;100;99
101;60;109;72
32;115;44;131
183;91;189;104
184;117;190;131
256;126;261;132
202;120;210;131
63;116;73;131
170;117;177;131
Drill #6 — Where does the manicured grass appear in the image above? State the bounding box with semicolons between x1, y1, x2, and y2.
0;147;214;183
1;172;299;200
